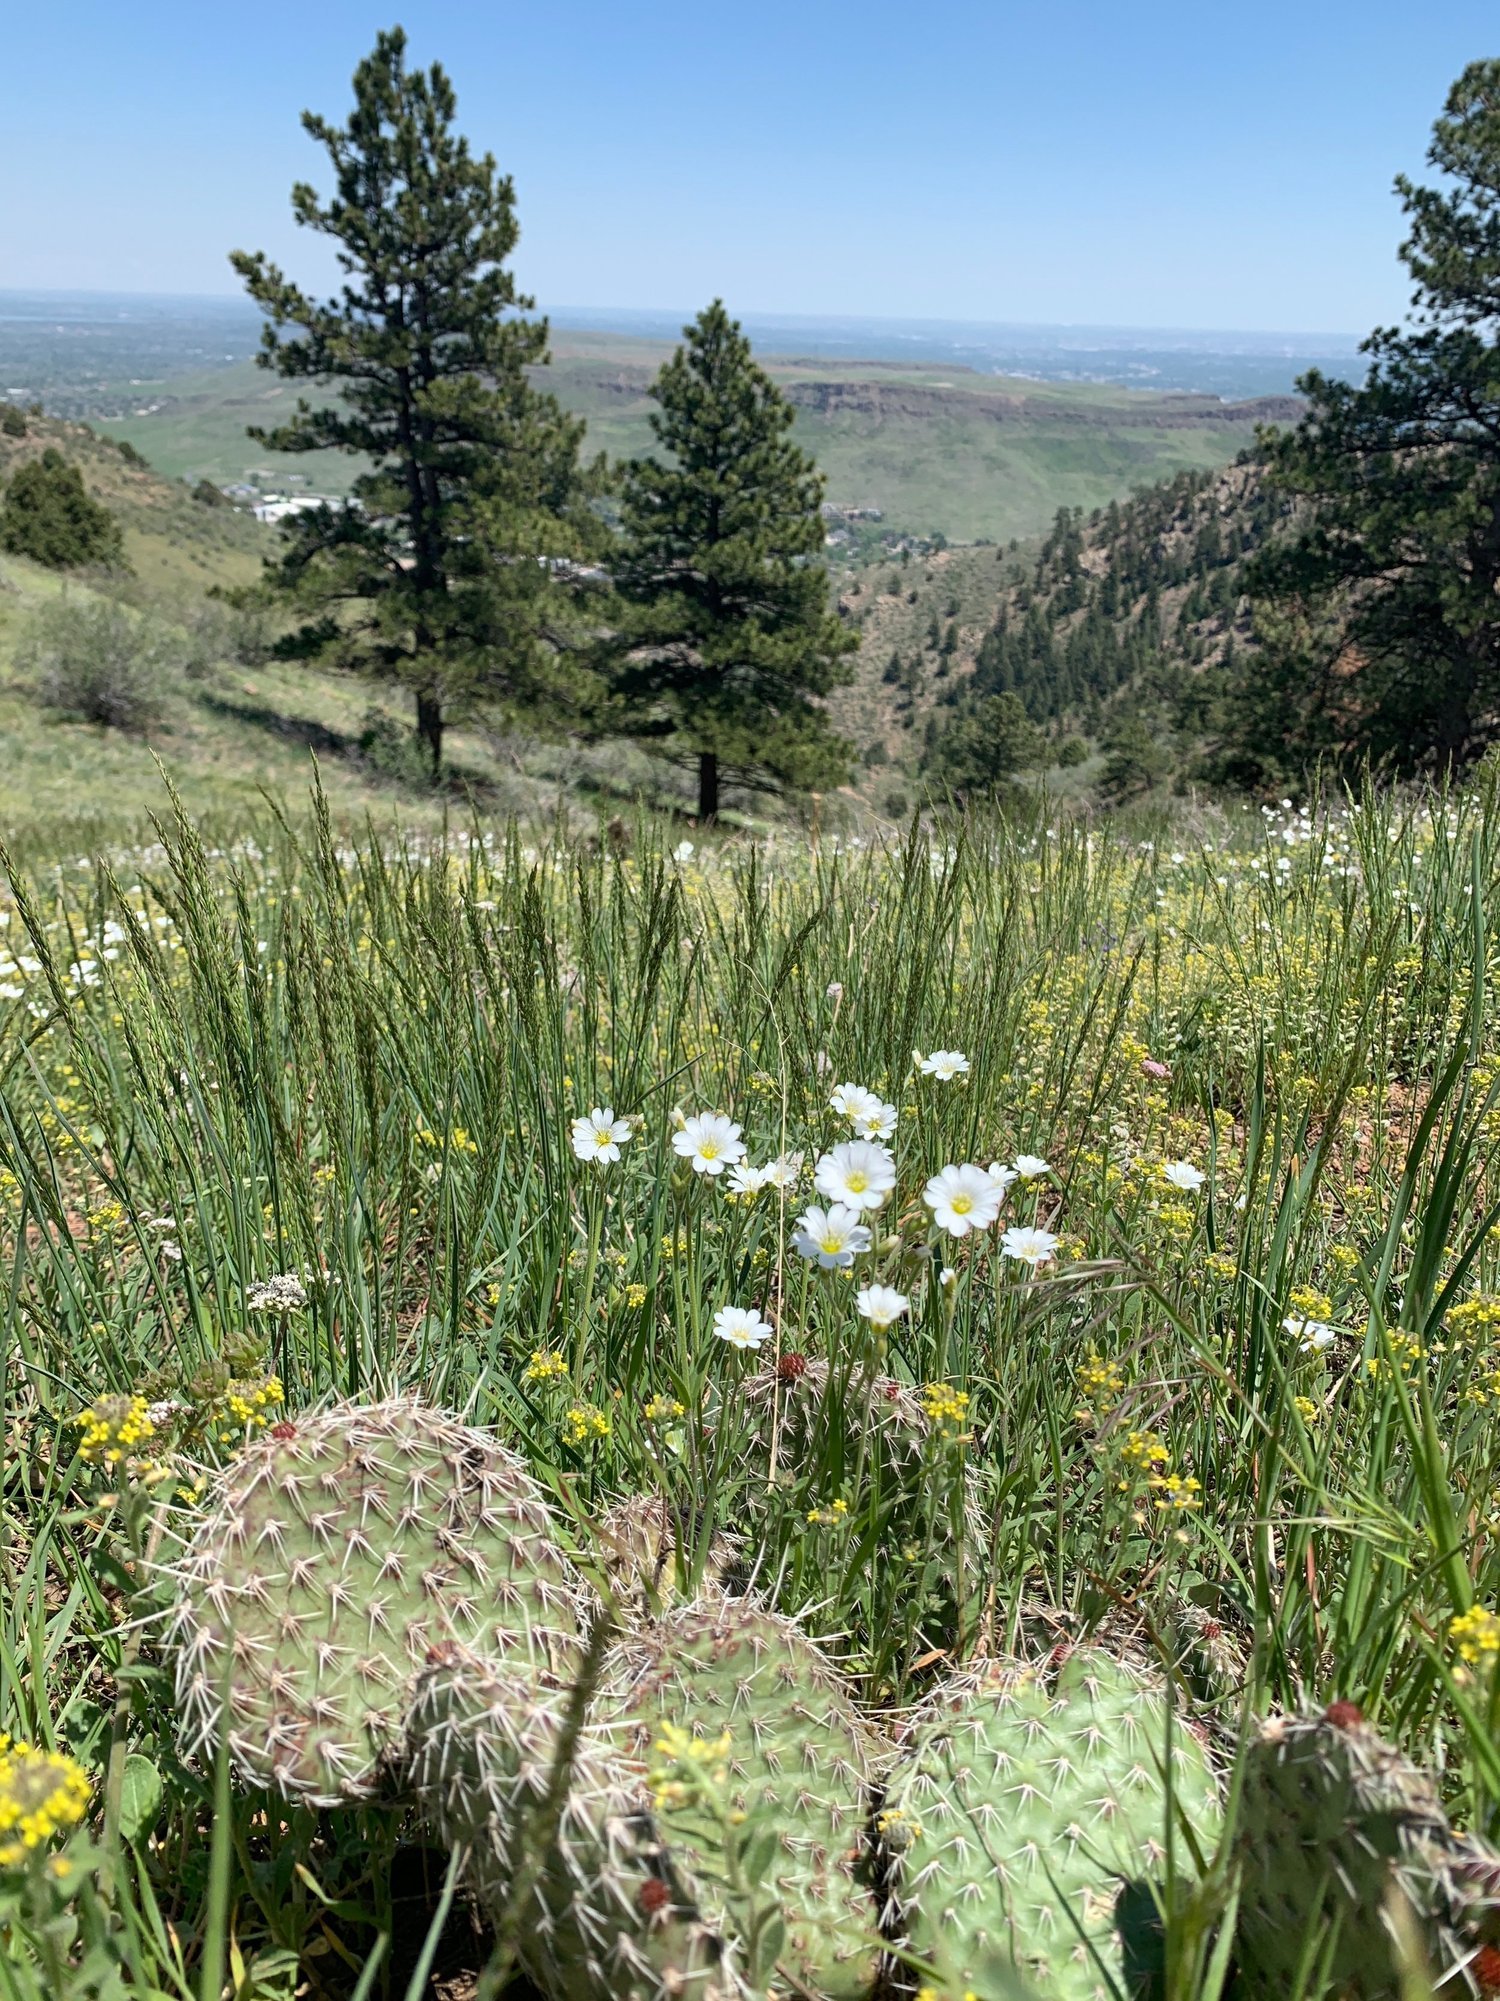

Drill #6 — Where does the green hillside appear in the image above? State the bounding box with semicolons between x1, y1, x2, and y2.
91;328;1294;542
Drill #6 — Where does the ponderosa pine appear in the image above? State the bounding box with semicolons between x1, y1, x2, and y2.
231;27;600;775
601;302;855;823
1244;60;1500;777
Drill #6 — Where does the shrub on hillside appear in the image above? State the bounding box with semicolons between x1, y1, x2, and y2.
0;405;25;439
19;597;174;732
1;450;125;569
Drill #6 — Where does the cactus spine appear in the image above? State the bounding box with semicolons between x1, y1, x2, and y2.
166;1399;586;1804
879;1648;1221;2001
1236;1703;1500;1998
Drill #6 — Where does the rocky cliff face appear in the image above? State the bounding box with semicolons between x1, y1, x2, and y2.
784;378;1302;429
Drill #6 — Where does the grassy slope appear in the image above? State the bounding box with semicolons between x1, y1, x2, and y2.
0;420;592;852
93;329;1279;542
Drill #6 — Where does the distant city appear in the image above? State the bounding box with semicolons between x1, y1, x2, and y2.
0;289;1365;416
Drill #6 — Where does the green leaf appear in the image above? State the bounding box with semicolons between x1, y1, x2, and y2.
118;1753;162;1844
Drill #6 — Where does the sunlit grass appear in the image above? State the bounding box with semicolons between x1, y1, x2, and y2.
5;774;1500;1995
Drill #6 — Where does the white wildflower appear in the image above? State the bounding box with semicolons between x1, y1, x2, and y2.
924;1164;1003;1237
713;1304;773;1351
856;1284;910;1330
672;1112;746;1177
1000;1225;1059;1267
570;1106;632;1166
792;1204;872;1270
814;1140;896;1213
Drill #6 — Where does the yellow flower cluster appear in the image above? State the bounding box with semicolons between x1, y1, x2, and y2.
414;1125;479;1154
1073;1351;1126;1421
1289;1285;1334;1322
875;1805;922;1846
1446;1298;1500;1344
921;1383;970;1436
1450;1606;1500;1665
75;1394;154;1467
807;1497;850;1526
0;1738;91;1867
623;1282;649;1310
1149;1471;1202;1513
563;1405;610;1446
649;1722;731;1810
221;1376;283;1432
1365;1330;1423;1384
1118;1429;1169;1475
643;1393;685;1424
524;1348;569;1384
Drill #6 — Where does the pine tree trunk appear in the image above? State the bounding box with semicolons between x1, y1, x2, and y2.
697;750;719;824
416;692;444;778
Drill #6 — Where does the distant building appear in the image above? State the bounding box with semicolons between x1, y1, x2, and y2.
251;494;339;524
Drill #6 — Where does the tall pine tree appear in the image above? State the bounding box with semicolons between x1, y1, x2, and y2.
1243;60;1500;775
232;27;600;774
601;302;855;822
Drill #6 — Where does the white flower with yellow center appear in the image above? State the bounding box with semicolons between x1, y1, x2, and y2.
728;1161;770;1196
924;1163;1002;1237
761;1152;805;1191
829;1082;897;1138
1001;1224;1059;1267
672;1112;746;1177
570;1106;632;1166
1013;1154;1052;1180
713;1305;773;1350
856;1284;909;1330
792;1203;872;1270
814;1140;896;1213
1162;1160;1205;1192
918;1049;970;1080
985;1161;1020;1197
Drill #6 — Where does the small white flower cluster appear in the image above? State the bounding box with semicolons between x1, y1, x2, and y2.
246;1272;310;1314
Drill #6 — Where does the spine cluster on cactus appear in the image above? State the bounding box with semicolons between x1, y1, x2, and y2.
165;1399;587;1804
1236;1702;1500;2000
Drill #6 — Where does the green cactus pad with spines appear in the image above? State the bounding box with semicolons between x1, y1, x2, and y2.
166;1399;587;1805
600;1598;886;2001
408;1644;740;2001
1236;1704;1500;1999
880;1648;1221;2001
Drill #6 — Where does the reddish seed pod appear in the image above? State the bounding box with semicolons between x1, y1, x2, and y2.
776;1352;809;1385
637;1876;673;1918
1324;1699;1364;1729
269;1421;298;1441
1473;1945;1500;1993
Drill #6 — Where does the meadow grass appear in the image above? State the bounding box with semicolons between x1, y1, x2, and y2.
4;778;1500;1996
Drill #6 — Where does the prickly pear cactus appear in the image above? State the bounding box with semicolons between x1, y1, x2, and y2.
880;1648;1221;2001
1236;1702;1500;1999
598;1598;886;2001
407;1642;740;2001
166;1399;587;1804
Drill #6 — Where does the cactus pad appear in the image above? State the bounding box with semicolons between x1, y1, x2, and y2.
408;1643;739;2000
1236;1704;1500;1998
599;1598;886;2001
880;1647;1221;2000
167;1399;586;1804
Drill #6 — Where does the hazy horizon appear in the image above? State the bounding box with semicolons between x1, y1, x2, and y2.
4;1;1495;332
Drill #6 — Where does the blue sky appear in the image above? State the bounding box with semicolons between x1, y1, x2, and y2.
3;1;1494;333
